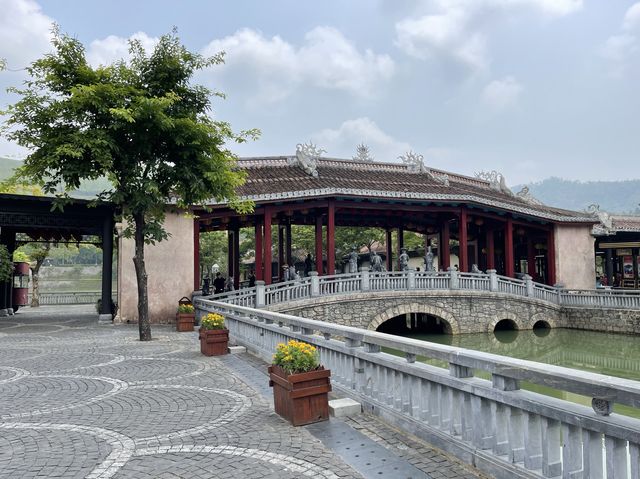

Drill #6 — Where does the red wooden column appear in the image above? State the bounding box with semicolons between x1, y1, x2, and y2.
486;229;495;270
193;218;200;290
326;201;336;275
285;220;293;269
278;224;285;280
459;209;468;272
255;219;263;281
527;237;536;279
547;226;556;285
264;207;273;284
441;221;451;270
397;227;404;270
386;229;393;271
315;215;323;274
504;218;514;277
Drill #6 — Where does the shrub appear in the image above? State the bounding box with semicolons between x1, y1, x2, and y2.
272;340;320;375
13;251;30;263
200;313;225;330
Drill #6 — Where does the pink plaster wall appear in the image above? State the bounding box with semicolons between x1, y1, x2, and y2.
116;211;194;324
555;224;595;290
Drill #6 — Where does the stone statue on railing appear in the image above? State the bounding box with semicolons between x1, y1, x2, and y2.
399;248;409;271
289;265;297;281
349;247;358;273
471;264;482;274
370;251;383;272
424;245;435;273
283;265;290;282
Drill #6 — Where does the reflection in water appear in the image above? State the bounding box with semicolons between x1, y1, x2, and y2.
388;328;640;418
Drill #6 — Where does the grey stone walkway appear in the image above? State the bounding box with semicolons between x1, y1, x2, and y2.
0;306;485;479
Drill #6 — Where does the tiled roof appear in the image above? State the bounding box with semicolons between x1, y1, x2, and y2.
219;156;595;223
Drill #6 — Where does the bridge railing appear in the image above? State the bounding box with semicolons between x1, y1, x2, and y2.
195;298;640;479
194;270;640;311
28;291;105;305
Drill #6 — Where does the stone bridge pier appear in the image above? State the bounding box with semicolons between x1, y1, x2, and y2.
269;290;562;334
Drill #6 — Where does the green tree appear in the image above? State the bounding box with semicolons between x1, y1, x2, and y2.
3;29;256;340
16;242;51;307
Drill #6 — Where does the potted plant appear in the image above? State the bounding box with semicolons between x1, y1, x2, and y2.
268;339;331;426
176;297;195;332
199;312;228;356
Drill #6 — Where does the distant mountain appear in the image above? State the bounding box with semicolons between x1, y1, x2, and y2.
0;156;112;198
512;177;640;214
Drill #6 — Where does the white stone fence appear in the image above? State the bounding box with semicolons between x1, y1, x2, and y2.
198;270;640;311
195;298;640;479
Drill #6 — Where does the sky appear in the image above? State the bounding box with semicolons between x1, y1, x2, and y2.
0;0;639;185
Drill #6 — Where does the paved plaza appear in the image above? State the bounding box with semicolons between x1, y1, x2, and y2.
0;306;484;479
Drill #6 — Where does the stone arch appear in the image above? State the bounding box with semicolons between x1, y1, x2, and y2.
528;312;558;330
368;302;460;335
486;315;526;333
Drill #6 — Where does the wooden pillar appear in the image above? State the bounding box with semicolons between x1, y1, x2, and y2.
278;224;285;280
233;227;240;289
459;209;468;272
255;219;263;281
386;229;393;271
441;221;450;270
193;219;200;291
505;218;514;278
227;230;234;281
285;220;293;269
486;229;495;270
315;215;323;274
327;201;335;275
605;248;613;286
547;226;556;286
397;227;404;270
527;237;536;279
264;208;272;284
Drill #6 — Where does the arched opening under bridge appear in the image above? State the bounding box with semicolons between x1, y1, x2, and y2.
376;312;453;335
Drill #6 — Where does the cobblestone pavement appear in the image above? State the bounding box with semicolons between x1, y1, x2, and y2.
0;306;486;479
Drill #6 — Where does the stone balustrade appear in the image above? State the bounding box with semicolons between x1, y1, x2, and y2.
195;298;640;479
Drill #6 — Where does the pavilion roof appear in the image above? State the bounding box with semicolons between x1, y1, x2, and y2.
215;156;595;224
593;213;640;235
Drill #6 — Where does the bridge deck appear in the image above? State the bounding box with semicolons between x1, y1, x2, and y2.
0;307;484;479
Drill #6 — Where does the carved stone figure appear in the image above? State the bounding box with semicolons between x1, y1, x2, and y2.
289;265;297;280
471;264;482;274
370;251;383;272
424;245;435;273
475;170;513;196
399;248;409;271
515;186;543;205
349;248;358;273
283;265;290;282
398;150;425;173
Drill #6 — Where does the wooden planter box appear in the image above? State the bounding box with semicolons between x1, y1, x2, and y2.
268;364;331;426
176;313;195;332
199;328;229;356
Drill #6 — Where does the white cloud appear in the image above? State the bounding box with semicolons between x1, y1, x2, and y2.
394;0;581;74
482;76;523;110
601;3;640;76
201;27;394;104
623;2;640;30
0;0;53;68
310;117;412;162
87;32;159;67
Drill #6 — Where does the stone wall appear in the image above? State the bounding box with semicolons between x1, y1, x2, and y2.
563;307;640;334
555;224;595;290
116;210;194;324
271;290;563;334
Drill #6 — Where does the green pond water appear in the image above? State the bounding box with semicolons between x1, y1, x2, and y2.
388;328;640;418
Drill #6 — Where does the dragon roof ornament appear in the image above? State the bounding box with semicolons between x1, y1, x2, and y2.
398;150;449;186
515;186;543;205
586;204;613;234
353;143;375;163
289;142;326;177
475;170;513;196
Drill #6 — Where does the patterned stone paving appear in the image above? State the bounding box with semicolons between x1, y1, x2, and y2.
0;306;485;479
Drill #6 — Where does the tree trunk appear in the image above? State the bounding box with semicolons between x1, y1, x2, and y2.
133;212;152;341
30;258;46;308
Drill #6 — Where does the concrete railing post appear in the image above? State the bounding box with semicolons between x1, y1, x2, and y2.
524;274;533;297
360;268;370;292
448;267;459;290
487;269;498;292
407;269;416;290
309;271;320;297
255;280;266;308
